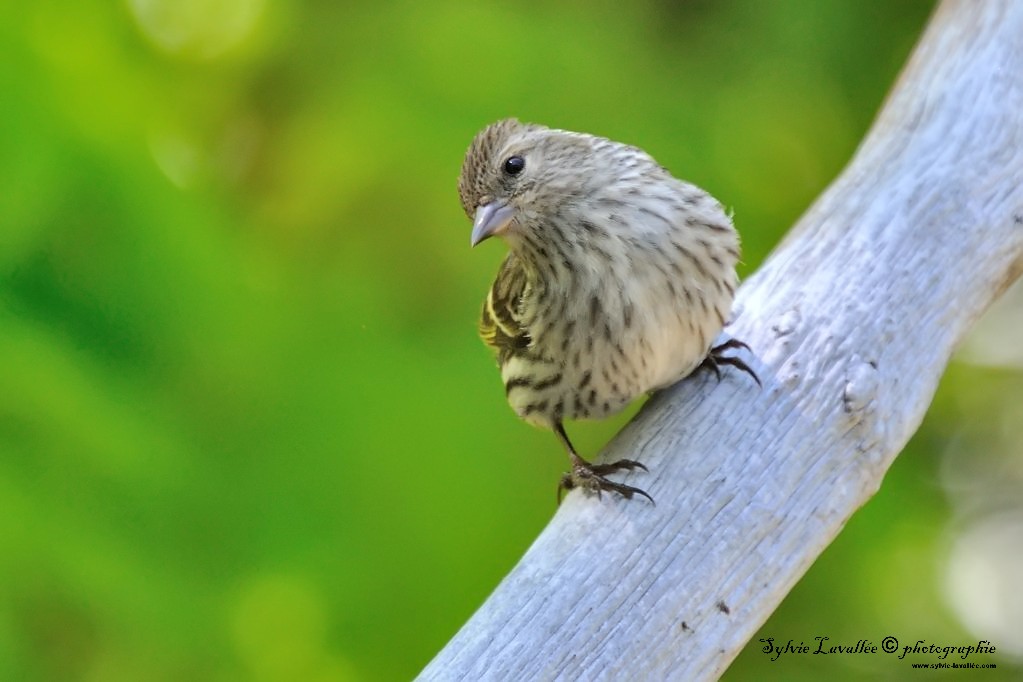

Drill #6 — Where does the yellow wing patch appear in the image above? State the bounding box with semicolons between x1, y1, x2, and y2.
479;255;530;357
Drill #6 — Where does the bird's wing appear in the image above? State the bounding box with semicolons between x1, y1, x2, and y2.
479;254;531;357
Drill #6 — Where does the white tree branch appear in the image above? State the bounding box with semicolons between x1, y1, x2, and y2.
420;1;1023;679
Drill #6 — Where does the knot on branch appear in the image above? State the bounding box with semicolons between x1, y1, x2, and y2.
842;356;887;465
842;358;878;414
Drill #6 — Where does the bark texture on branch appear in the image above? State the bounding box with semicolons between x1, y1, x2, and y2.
421;1;1023;679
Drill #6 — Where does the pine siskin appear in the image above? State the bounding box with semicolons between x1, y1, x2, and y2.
458;119;757;502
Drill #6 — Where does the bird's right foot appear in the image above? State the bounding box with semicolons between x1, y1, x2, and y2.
557;456;654;504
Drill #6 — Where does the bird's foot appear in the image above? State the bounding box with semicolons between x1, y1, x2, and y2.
698;338;761;386
557;457;653;504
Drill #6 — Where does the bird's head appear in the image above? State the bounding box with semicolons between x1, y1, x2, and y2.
458;118;621;248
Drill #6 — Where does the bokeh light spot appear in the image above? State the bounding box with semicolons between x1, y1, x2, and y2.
944;512;1023;659
127;0;266;60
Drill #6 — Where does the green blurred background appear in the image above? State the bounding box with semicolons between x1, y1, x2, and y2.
3;0;1022;679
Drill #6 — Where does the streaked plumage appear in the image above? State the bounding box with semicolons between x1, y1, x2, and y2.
459;118;756;502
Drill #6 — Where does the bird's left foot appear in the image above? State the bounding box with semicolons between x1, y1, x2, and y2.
557;456;654;504
699;338;761;386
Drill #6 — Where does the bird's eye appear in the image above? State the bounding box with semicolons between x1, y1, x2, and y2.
503;155;525;176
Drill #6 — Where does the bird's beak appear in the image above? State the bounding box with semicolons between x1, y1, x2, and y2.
470;200;516;247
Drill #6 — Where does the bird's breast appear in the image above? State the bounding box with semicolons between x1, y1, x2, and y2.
500;269;717;426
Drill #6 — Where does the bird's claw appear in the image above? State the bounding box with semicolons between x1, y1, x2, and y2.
698;338;761;386
557;458;654;504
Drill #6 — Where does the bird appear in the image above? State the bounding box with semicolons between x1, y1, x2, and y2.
458;118;758;503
